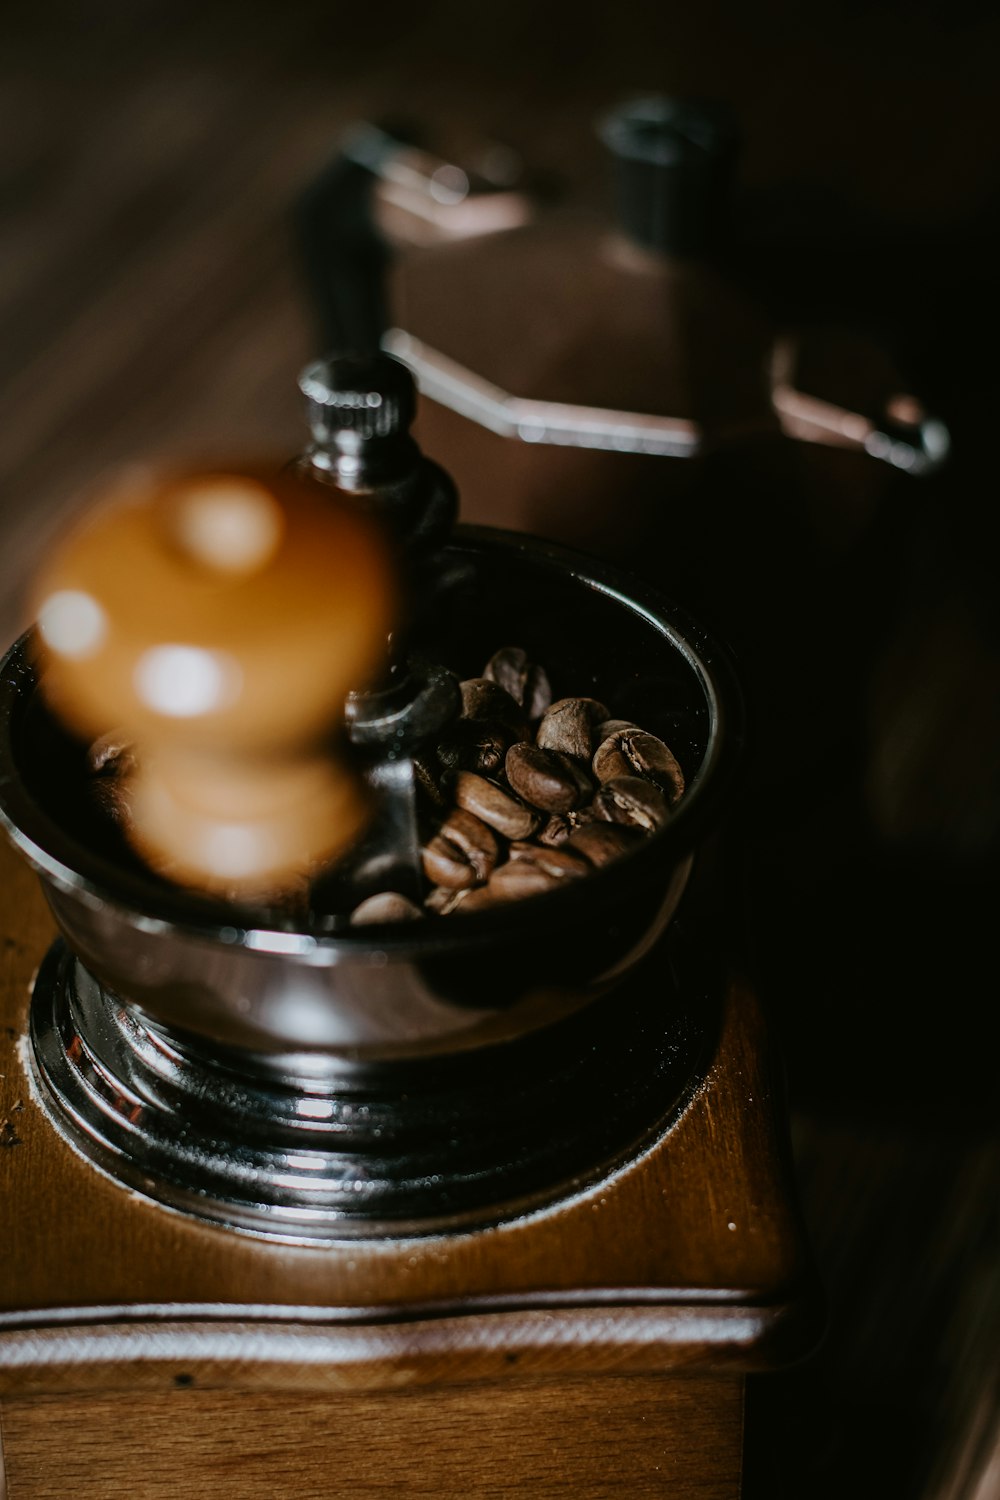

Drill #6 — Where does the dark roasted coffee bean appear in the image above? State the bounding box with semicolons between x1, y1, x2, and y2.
440;806;499;876
421;807;499;889
537;805;602;845
535;697;609;761
505;742;594;813
464;726;512;775
508;842;591;880
428;883;507;915
453;771;541;840
537;813;571;846
88;731;136;777
427;883;503;915
592;728;685;803
536;699;589;761
484;860;560;902
592;718;640;747
459;677;529;736
482;646;552;720
422;838;474;890
350;891;423;925
425;884;470;915
413;754;447;810
566;821;644;867
453;883;505;912
437;718;515;777
591;775;671;832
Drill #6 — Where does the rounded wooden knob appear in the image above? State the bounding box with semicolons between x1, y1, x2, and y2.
30;464;397;899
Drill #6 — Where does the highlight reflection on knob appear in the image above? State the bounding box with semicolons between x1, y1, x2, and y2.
30;464;397;901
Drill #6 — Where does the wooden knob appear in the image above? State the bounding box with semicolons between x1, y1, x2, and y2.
30;464;396;900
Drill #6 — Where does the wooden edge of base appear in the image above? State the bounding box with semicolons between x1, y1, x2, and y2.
0;1282;826;1397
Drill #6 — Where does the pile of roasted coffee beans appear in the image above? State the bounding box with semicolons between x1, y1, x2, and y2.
83;645;686;923
349;646;685;924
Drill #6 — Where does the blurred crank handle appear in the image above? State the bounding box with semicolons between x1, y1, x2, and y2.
770;335;951;477
293;119;532;355
341;119;532;242
294;124;949;479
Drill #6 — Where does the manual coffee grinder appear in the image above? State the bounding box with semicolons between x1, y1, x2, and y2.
0;353;821;1499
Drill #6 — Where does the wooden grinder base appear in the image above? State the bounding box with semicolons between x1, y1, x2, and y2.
0;838;821;1497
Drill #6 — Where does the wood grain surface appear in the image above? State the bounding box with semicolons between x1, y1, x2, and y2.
2;1376;744;1499
1;4;999;1499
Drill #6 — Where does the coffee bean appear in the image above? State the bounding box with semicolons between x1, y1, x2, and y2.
591;775;671;832
436;718;515;777
508;842;591;880
452;771;541;840
426;883;508;915
461;726;509;776
537;813;571;846
87;732;136;828
592;718;640;747
565;822;644;867
535;697;609;761
537;805;604;846
592;728;685;803
421;807;499;889
459;678;529;736
421;837;475;890
482;646;552;720
413;754;448;810
425;884;471;915
350;891;423;925
88;731;136;777
505;742;594;813
455;883;506;911
484;859;562;901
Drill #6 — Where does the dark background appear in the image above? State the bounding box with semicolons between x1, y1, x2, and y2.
1;3;999;1496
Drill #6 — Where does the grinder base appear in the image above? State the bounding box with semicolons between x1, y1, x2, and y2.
0;834;822;1497
27;926;716;1241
